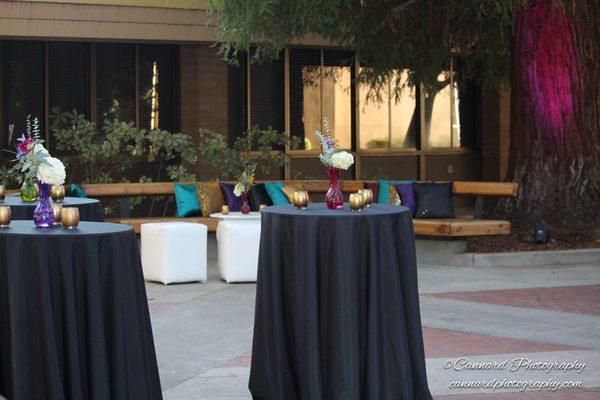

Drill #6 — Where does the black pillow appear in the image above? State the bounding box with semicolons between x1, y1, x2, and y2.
413;182;454;219
249;183;273;211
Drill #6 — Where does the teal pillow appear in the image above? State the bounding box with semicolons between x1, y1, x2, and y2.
174;182;202;217
377;179;415;204
264;181;289;205
69;183;87;198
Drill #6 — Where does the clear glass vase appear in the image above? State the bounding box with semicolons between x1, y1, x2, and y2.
33;182;54;228
325;167;344;210
20;178;38;202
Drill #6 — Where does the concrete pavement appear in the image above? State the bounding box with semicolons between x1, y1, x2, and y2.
146;235;600;399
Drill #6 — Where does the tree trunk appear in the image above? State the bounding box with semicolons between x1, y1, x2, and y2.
497;0;600;233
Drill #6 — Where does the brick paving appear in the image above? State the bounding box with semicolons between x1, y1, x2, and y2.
146;236;600;399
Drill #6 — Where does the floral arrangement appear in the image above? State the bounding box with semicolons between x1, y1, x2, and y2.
233;164;256;197
315;118;354;170
5;115;66;186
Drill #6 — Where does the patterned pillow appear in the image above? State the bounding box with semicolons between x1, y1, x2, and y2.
388;184;402;206
413;182;455;219
196;182;225;216
280;183;307;203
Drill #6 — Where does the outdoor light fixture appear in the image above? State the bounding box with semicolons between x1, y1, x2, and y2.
534;224;550;244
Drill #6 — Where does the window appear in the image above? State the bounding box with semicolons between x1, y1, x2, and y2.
227;52;248;145
359;69;417;150
96;43;136;123
424;68;461;148
139;45;178;132
48;42;89;116
1;41;45;145
250;55;284;132
289;49;353;150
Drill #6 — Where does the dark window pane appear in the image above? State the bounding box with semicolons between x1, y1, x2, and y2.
250;56;284;132
48;42;89;117
227;52;248;146
289;48;321;150
96;43;135;123
138;44;177;132
2;40;45;147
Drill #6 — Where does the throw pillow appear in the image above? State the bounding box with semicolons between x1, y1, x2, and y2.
174;182;202;217
413;182;455;219
281;183;307;203
388;184;402;206
69;183;87;198
248;183;273;211
220;183;243;212
264;181;289;205
364;182;379;203
395;183;416;215
196;182;225;216
377;179;415;204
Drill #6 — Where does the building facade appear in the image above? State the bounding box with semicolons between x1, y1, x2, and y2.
0;0;511;182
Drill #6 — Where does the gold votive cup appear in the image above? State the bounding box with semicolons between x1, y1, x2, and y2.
0;205;11;227
51;185;66;202
221;205;230;215
359;188;373;207
61;207;80;229
52;204;63;226
292;191;309;210
0;185;5;202
259;204;267;213
349;193;364;212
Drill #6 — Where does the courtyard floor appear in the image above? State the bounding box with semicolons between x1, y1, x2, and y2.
147;236;600;399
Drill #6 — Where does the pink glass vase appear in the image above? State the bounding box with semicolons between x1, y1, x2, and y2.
240;191;251;214
325;167;343;210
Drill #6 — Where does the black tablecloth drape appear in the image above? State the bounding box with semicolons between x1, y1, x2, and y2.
4;196;105;222
250;203;432;400
0;222;162;400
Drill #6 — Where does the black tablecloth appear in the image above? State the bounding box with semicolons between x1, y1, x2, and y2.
0;221;162;400
3;196;105;222
249;203;432;400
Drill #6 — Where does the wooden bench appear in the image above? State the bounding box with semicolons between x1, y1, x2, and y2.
82;180;518;237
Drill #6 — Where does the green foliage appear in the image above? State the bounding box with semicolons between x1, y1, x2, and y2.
50;107;197;184
207;0;527;95
198;125;300;180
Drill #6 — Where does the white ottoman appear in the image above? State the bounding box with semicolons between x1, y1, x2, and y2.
141;222;207;284
216;220;261;283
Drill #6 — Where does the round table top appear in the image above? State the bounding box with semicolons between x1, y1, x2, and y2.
2;195;100;207
210;211;261;220
0;220;132;237
263;202;409;217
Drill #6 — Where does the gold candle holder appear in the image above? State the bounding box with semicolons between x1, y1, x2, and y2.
259;204;267;213
61;207;80;229
349;193;364;212
0;185;5;202
221;205;230;215
292;191;309;210
52;204;63;226
51;185;66;203
0;205;11;227
359;188;373;207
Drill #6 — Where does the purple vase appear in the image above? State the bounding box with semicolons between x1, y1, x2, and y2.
325;167;344;210
33;182;54;228
240;191;251;214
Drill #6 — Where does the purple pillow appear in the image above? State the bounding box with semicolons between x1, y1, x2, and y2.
220;183;243;211
395;183;416;215
364;182;379;203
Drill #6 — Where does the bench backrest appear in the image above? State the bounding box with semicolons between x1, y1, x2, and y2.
82;180;518;198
